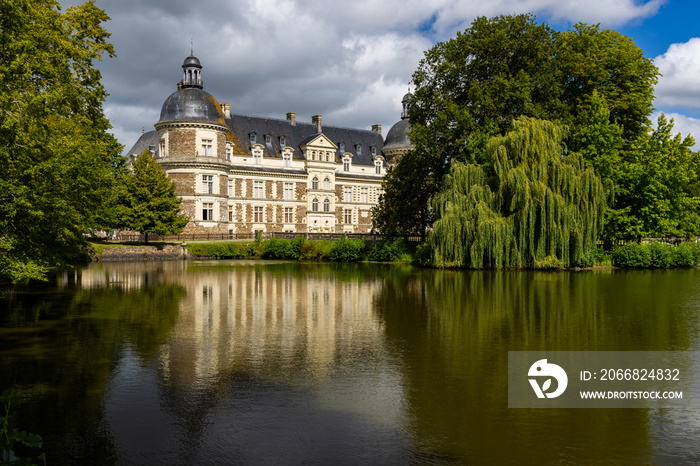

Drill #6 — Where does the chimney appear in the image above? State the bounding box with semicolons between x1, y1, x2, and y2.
371;124;382;135
312;114;322;133
221;102;231;118
286;112;296;126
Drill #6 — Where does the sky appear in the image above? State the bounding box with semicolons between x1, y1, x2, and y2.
59;0;700;152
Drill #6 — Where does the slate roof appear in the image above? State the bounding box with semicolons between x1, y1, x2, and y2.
127;112;387;168
227;113;385;167
125;130;158;156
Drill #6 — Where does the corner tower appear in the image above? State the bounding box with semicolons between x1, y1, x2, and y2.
154;53;231;233
382;92;414;166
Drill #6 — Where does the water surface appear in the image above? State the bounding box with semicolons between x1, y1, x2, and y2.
2;261;700;464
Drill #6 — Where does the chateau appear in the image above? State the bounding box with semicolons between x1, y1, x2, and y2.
127;54;413;235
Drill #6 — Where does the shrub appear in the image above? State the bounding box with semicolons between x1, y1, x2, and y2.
672;242;698;268
290;237;305;258
298;240;332;260
262;238;296;259
648;242;674;268
327;238;365;262
612;243;651;268
368;239;410;262
185;242;251;258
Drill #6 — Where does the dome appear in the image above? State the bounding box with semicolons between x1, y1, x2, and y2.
182;54;202;69
383;118;412;152
402;92;412;103
158;87;225;126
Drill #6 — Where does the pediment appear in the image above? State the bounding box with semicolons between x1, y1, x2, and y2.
299;133;337;150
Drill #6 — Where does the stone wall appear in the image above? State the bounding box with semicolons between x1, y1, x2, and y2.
99;244;185;261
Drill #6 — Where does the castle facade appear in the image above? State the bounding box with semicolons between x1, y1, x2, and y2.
127;54;412;235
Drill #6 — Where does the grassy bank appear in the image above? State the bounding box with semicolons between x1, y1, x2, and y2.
185;237;416;263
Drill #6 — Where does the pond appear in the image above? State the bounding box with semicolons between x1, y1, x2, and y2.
2;261;700;464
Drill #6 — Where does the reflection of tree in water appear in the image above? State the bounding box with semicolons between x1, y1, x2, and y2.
375;269;700;464
0;265;186;464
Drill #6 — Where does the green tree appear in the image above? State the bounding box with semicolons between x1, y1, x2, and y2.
554;23;658;142
0;0;122;283
375;14;659;239
429;118;606;268
607;115;700;239
112;150;189;243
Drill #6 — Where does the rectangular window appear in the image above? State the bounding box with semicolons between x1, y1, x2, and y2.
284;207;293;223
360;187;368;203
202;175;214;194
254;206;263;223
202;203;214;221
254;180;264;198
283;153;291;167
228;180;233;196
202;139;213;157
228;205;233;222
284;183;294;200
344;209;352;224
343;160;350;171
375;162;381;174
343;186;352;203
253;152;262;164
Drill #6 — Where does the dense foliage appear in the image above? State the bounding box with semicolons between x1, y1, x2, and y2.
111;150;189;244
0;0;122;282
375;14;699;246
611;242;700;268
429;118;606;268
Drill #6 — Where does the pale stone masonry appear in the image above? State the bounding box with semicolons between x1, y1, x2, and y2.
127;54;413;235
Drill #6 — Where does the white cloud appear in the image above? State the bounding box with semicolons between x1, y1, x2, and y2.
654;38;700;112
55;0;672;152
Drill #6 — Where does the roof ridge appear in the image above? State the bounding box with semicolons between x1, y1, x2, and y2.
229;113;379;134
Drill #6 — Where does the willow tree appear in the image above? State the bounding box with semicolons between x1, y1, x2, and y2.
430;118;606;268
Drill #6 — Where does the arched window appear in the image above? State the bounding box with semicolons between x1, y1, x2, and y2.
323;177;330;190
312;177;318;189
312;198;319;212
323;199;330;212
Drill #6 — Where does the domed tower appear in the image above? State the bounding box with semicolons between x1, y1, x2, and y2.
154;53;231;232
382;92;414;166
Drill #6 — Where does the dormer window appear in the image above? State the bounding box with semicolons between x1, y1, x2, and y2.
375;159;382;174
282;151;291;167
339;142;345;153
280;136;286;148
250;132;257;145
371;146;376;157
356;145;362;157
343;156;351;172
265;134;271;146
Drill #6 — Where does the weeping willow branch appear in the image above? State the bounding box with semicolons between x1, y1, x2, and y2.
429;118;606;268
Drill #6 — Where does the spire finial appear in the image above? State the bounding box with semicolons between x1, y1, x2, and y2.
190;39;193;55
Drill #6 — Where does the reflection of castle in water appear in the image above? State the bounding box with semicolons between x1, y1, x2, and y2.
157;264;386;386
